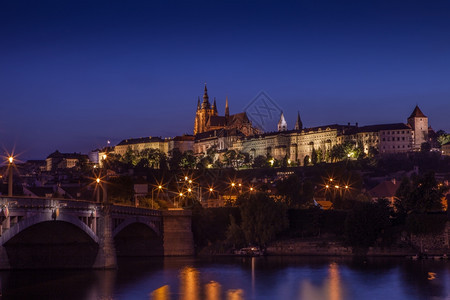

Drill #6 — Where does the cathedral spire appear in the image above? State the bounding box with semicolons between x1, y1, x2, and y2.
225;96;229;118
294;111;303;130
197;97;201;110
202;83;210;109
212;97;218;114
278;112;287;132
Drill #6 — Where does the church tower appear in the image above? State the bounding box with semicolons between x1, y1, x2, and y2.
294;111;303;130
194;84;218;135
407;105;428;151
278;112;287;132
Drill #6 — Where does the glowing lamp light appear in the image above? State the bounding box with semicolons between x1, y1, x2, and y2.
238;183;242;187
345;185;349;189
250;187;254;191
179;192;183;197
102;154;107;160
231;183;236;187
334;185;339;189
189;180;192;184
158;185;162;189
325;185;329;188
8;156;13;164
188;188;192;192
209;188;213;192
184;176;188;181
96;178;100;184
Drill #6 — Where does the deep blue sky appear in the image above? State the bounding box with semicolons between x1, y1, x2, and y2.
1;0;450;160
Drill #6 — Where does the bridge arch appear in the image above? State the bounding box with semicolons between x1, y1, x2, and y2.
0;212;99;245
112;216;160;237
113;216;163;257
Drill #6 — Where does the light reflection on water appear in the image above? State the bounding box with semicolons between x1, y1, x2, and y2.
0;256;449;299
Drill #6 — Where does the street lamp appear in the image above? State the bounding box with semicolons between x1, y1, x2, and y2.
151;185;163;209
8;156;14;196
95;178;101;202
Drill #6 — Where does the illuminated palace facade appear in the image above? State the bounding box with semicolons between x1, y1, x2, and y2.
101;85;429;167
194;98;428;165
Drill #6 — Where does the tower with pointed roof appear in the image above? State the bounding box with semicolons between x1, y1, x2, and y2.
278;112;287;132
225;96;229;119
194;84;218;135
294;111;303;130
407;105;428;150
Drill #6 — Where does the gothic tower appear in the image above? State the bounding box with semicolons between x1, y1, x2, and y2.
278;112;287;132
194;84;218;135
294;111;303;130
407;105;428;151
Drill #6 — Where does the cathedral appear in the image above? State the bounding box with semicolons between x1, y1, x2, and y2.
193;84;259;136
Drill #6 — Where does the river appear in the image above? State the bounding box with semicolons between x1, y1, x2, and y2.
1;256;449;299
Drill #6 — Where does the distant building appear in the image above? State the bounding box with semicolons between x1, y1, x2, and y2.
114;136;169;156
46;151;89;171
442;141;450;156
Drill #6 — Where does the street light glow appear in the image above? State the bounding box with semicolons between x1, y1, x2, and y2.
209;188;213;192
158;185;162;189
231;182;235;187
8;156;13;164
96;178;100;183
188;188;192;192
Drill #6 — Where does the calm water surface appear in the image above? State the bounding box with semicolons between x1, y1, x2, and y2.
1;256;449;300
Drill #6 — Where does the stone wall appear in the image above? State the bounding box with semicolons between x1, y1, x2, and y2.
163;209;194;256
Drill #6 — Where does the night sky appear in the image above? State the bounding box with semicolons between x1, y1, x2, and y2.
1;0;450;160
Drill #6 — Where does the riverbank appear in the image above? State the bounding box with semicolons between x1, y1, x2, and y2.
266;238;421;257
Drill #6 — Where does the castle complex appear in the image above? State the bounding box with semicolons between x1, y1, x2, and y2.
92;86;431;167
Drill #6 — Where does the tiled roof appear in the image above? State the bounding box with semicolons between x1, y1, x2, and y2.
356;123;411;133
368;180;400;198
117;136;164;146
408;105;427;119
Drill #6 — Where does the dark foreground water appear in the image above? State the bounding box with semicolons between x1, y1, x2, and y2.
1;256;449;300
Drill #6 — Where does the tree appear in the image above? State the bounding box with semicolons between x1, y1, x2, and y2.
252;155;268;168
420;142;431;153
303;155;310;166
344;200;391;248
275;175;314;208
238;192;288;247
180;150;197;169
168;148;183;171
223;150;237;168
311;148;318;165
225;215;246;248
395;172;447;214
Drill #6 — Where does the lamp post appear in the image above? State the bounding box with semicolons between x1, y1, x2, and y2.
96;178;101;203
8;156;13;197
151;185;163;209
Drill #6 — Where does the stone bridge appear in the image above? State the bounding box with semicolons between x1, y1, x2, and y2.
0;197;194;269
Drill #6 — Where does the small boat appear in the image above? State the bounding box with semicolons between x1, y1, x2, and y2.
234;247;263;256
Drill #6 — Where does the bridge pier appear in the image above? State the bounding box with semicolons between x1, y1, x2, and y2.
162;209;194;256
93;204;117;269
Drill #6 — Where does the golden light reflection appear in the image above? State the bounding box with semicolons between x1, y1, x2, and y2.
226;289;244;300
299;262;343;300
180;267;200;300
151;285;170;300
328;262;342;300
205;281;221;300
